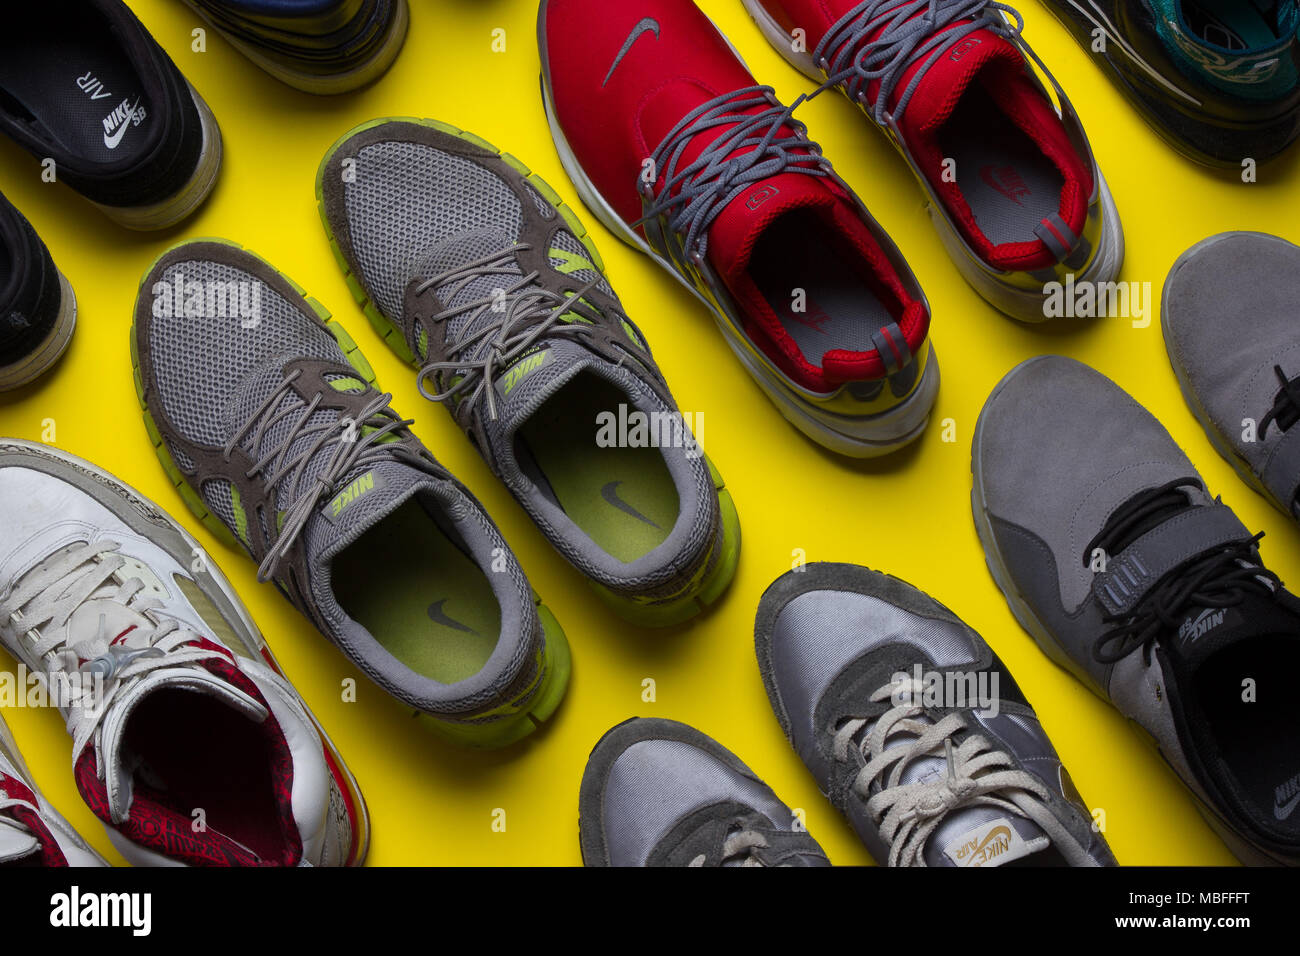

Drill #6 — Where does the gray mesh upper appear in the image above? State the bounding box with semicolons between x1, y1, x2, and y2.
344;142;524;323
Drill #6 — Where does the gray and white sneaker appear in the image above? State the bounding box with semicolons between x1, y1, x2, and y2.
973;355;1300;866
1163;232;1300;520
316;118;739;628
755;562;1113;867
132;239;570;749
0;712;106;867
579;717;830;867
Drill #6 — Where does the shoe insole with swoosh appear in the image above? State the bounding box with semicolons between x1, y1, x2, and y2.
334;498;501;685
515;372;678;565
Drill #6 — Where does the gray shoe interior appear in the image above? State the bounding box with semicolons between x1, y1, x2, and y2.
938;84;1064;247
749;209;893;367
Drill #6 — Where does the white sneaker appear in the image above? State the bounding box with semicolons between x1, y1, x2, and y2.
0;439;369;867
0;712;106;867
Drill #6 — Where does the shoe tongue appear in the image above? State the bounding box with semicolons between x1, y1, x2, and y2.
875;21;1024;145
878;732;1052;867
307;458;443;571
89;662;267;824
705;172;841;282
1164;589;1298;673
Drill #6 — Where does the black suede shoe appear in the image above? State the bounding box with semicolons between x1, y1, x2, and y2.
0;192;75;391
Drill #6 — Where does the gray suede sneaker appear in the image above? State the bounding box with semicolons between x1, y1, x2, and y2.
1163;231;1300;520
316;118;739;628
579;717;830;867
972;355;1300;866
755;562;1113;867
131;239;570;749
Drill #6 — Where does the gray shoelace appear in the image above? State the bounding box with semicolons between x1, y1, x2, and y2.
813;0;1024;125
414;245;601;421
634;86;832;265
226;368;413;580
833;676;1050;867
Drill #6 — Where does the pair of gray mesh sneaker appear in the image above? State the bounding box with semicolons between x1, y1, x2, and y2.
582;563;1114;866
132;120;738;749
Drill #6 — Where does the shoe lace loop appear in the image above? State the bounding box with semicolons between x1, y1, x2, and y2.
225;368;413;581
412;245;602;421
687;828;771;867
0;541;224;765
1259;364;1300;438
1084;478;1278;665
832;676;1049;867
812;0;1025;125
633;86;832;264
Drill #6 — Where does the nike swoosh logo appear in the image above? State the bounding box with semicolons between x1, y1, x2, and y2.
601;480;660;528
1276;791;1300;820
603;18;659;86
103;99;140;151
427;599;476;634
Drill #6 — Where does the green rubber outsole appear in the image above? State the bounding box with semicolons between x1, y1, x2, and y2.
130;237;571;748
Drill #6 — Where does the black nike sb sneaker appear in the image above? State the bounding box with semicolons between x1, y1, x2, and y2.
0;1;222;229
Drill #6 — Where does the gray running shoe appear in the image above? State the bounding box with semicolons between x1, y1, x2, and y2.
316;118;739;628
1163;231;1300;520
973;355;1300;866
131;239;569;749
579;717;830;867
755;562;1113;867
0;712;106;867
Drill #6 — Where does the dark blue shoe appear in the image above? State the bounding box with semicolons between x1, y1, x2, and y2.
1040;0;1300;166
181;0;409;94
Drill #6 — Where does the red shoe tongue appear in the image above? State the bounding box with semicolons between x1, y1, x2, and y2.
704;172;838;282
863;22;1024;142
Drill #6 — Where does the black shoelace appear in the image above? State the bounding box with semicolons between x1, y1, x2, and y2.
1084;478;1276;665
1258;364;1300;438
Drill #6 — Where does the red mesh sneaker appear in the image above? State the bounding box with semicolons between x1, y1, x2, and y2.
538;0;938;458
742;0;1124;321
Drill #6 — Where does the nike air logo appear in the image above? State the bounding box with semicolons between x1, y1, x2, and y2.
1275;772;1300;820
603;18;659;86
102;97;142;151
980;164;1031;205
427;599;476;635
601;480;659;528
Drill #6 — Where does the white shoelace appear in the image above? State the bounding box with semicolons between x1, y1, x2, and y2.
688;829;770;867
0;541;224;768
833;677;1050;867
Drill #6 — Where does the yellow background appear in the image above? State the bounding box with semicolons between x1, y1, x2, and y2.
3;0;1298;867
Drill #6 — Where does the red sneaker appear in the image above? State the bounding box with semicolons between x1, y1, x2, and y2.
538;0;938;457
742;0;1124;321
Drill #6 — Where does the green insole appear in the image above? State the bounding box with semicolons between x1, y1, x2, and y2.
518;377;679;564
333;498;500;684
